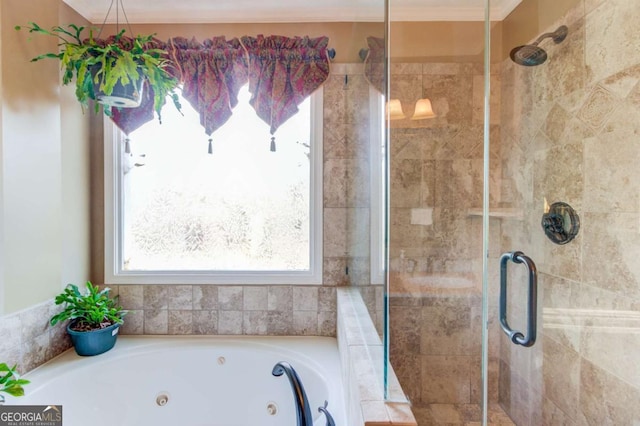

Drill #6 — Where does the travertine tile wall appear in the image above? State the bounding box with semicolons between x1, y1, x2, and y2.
0;300;71;374
324;63;385;333
337;288;416;426
323;63;372;288
498;0;640;424
387;62;503;425
108;284;337;336
387;62;501;276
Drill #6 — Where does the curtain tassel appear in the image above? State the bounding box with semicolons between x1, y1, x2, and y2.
208;138;213;154
270;136;276;152
124;138;131;154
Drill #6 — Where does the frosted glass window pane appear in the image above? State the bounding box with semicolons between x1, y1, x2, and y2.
121;85;311;271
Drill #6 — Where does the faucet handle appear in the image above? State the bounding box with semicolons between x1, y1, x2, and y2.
318;400;336;426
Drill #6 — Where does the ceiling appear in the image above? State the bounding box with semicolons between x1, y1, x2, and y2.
62;0;522;24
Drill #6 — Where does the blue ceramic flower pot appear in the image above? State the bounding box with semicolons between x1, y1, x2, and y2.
67;321;120;356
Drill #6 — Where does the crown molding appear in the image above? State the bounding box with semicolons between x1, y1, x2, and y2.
391;1;521;21
63;0;522;24
65;6;384;24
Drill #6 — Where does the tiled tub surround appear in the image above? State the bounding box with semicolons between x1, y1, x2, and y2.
497;0;640;424
323;63;382;332
0;285;337;374
109;284;337;337
0;286;336;372
1;288;416;426
0;285;338;372
338;288;417;426
0;299;72;375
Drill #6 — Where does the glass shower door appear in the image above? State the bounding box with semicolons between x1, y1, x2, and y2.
385;0;494;423
490;0;640;424
387;0;640;424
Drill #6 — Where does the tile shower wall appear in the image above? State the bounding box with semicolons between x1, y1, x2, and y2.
387;61;503;425
2;64;375;373
387;62;500;276
498;0;640;424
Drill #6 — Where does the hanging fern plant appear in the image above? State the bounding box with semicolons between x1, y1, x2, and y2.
16;22;181;121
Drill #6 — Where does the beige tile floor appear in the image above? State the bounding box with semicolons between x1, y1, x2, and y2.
412;403;514;426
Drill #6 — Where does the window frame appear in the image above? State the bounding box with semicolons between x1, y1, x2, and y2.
104;88;324;285
369;86;385;285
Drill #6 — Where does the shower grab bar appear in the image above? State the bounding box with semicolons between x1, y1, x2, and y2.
499;251;538;347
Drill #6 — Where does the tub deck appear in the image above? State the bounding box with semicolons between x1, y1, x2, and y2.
8;336;345;426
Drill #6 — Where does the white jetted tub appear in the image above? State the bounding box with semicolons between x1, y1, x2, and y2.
7;336;345;426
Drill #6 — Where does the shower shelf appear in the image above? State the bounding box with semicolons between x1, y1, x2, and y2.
467;208;523;219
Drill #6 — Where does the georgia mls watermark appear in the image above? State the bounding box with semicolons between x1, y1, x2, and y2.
0;405;62;426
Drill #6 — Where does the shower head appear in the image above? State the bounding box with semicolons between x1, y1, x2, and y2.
510;45;548;66
510;25;568;66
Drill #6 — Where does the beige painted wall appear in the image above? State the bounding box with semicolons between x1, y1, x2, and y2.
1;0;90;314
59;4;91;293
390;21;503;63
391;21;481;62
386;0;580;63
501;0;581;59
0;2;4;314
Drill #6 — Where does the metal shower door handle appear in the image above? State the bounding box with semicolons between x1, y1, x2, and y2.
499;251;538;347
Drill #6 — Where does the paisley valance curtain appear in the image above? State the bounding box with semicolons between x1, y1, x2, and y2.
363;36;385;95
241;35;331;138
167;37;248;138
108;34;331;148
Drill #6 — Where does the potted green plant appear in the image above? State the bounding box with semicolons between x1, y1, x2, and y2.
50;282;127;357
0;364;29;404
16;22;181;119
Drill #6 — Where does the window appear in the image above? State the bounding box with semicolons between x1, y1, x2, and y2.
104;85;323;284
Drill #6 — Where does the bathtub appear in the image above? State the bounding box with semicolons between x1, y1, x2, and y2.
7;336;345;426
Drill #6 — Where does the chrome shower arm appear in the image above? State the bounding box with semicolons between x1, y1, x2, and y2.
532;25;568;46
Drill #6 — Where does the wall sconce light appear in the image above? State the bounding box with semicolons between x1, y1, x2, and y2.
411;98;437;120
386;98;437;121
386;99;406;120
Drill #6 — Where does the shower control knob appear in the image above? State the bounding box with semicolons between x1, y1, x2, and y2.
541;201;579;245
